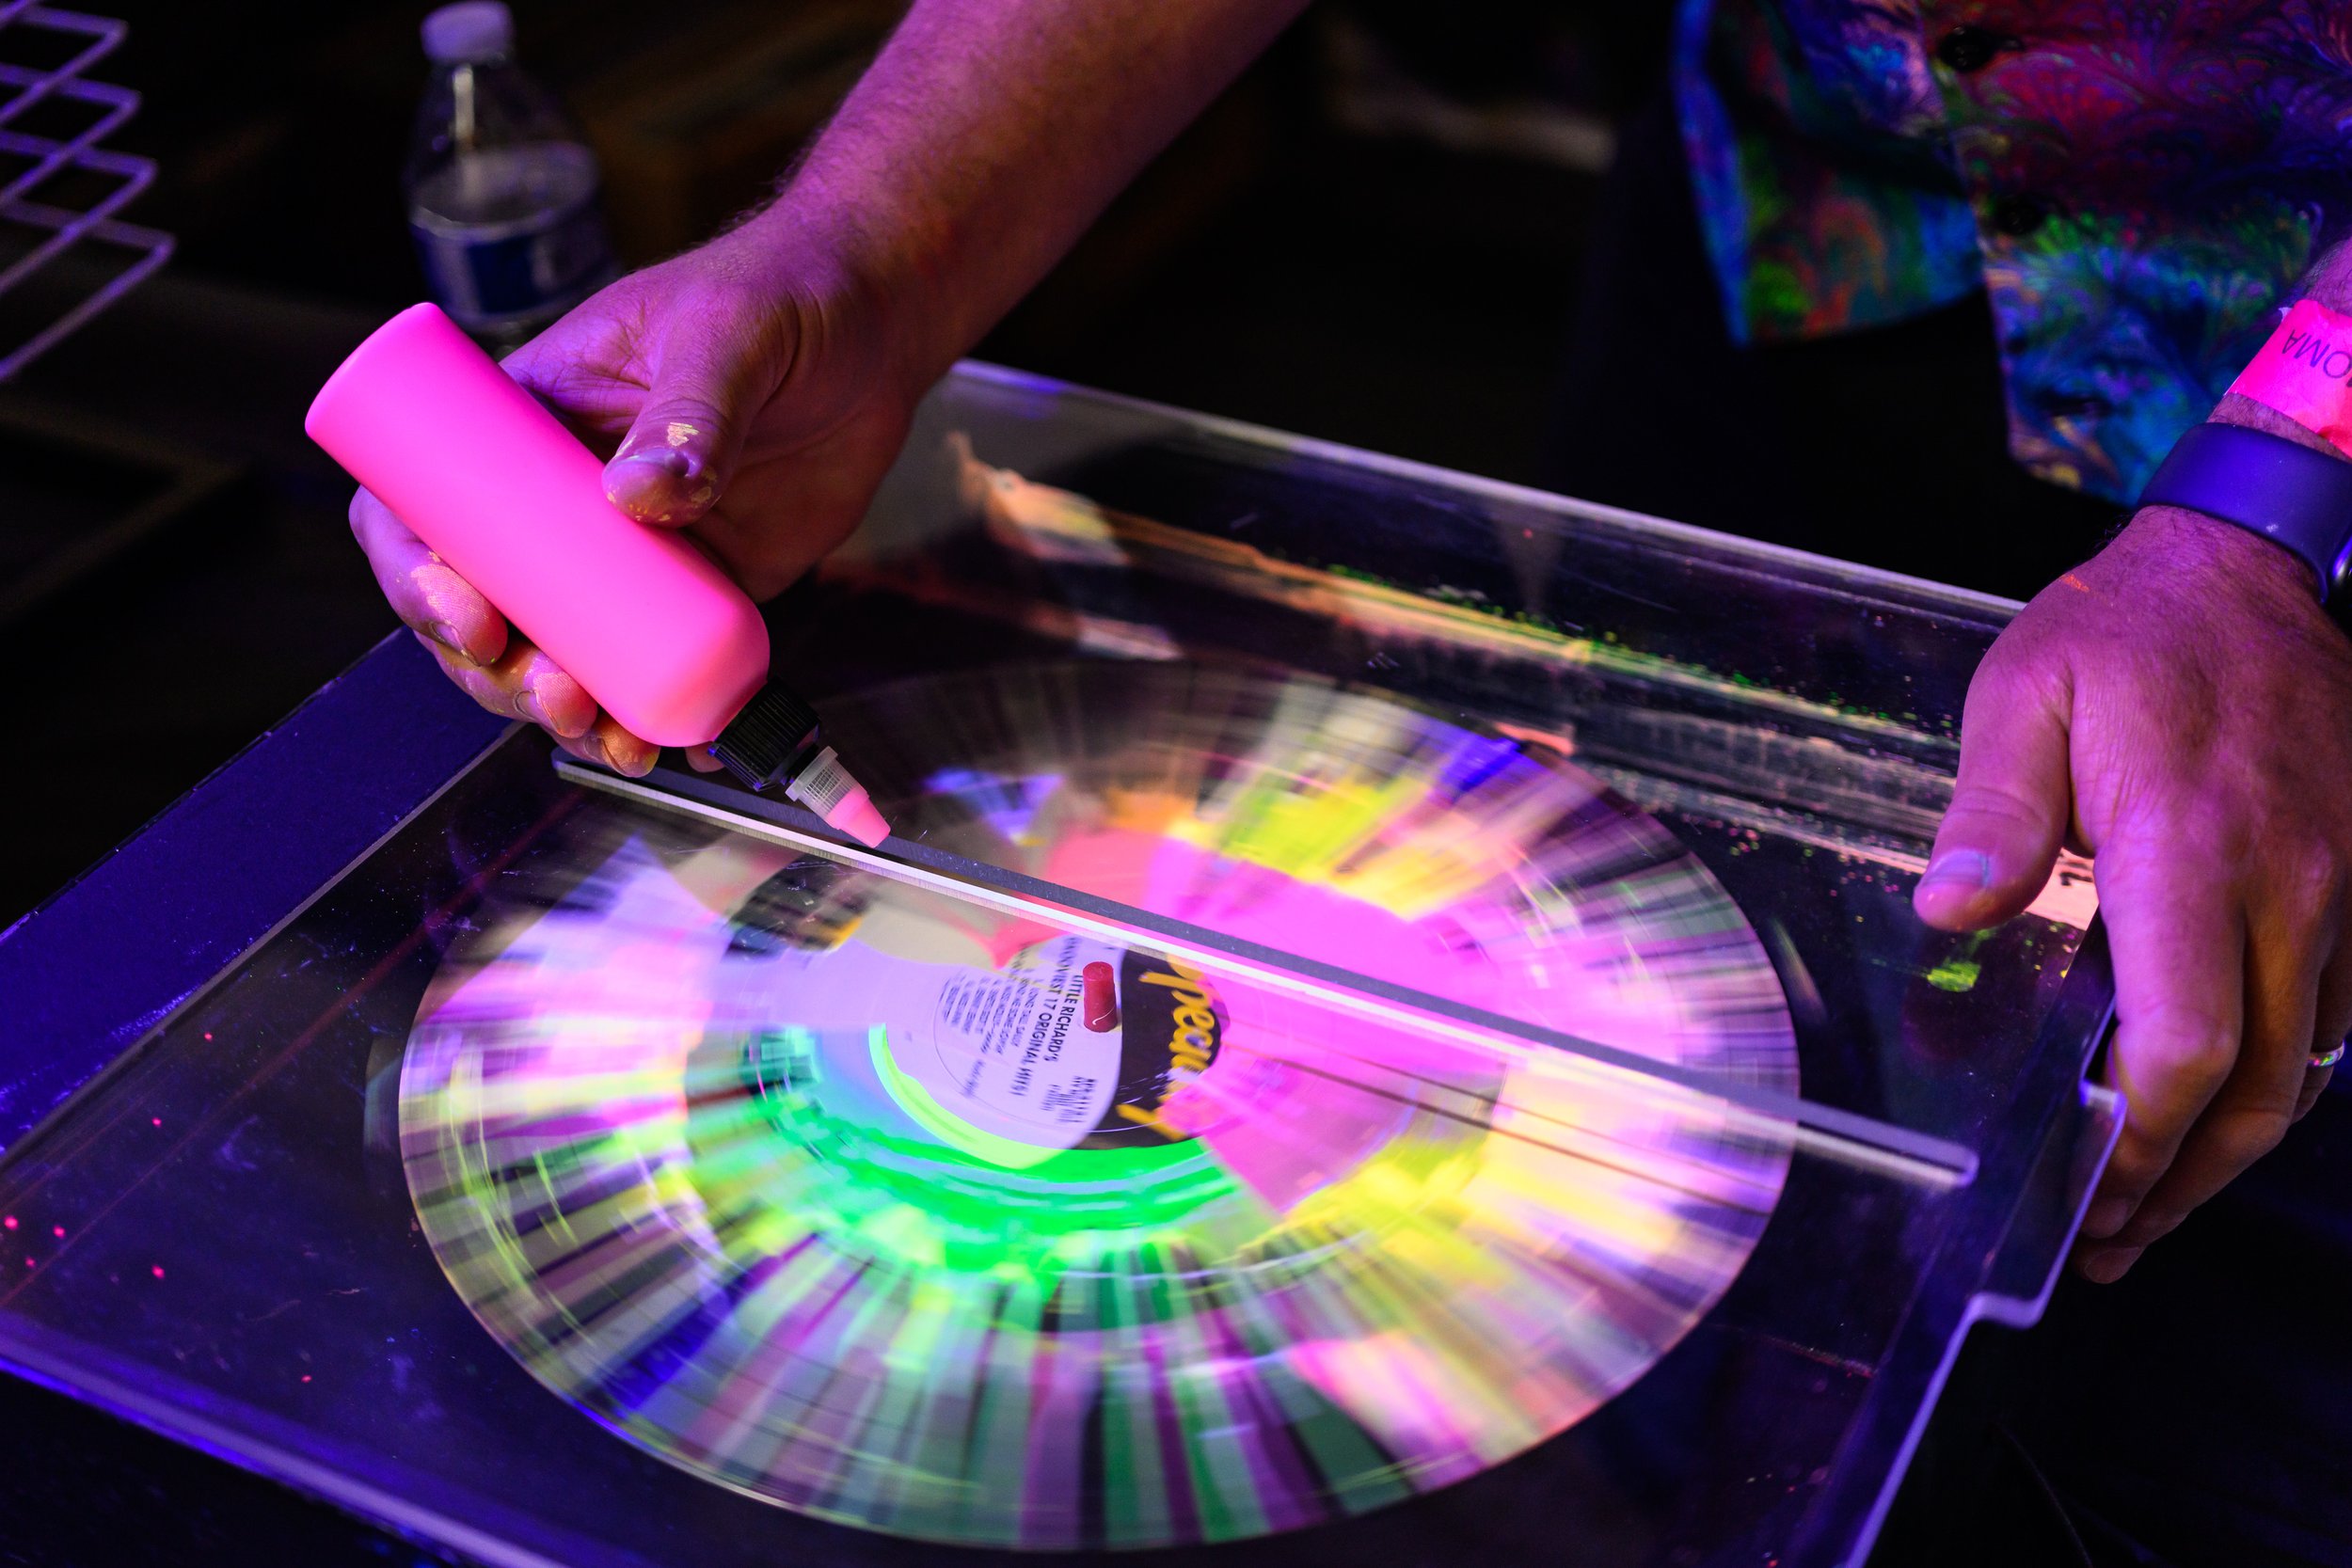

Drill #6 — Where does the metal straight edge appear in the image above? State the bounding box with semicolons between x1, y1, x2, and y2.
558;757;1983;1189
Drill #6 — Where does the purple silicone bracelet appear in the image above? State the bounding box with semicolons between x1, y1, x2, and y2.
2138;423;2352;602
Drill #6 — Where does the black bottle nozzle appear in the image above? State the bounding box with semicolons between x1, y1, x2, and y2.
706;682;891;847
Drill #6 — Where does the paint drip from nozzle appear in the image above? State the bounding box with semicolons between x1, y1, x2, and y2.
707;682;892;847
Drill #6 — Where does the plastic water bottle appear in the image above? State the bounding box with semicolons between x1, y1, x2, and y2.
405;2;617;356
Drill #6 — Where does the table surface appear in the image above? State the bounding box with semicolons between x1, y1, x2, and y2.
0;274;447;1567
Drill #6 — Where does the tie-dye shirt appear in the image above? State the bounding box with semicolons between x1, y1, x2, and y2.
1677;1;2352;500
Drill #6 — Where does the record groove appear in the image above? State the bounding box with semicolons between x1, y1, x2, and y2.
401;662;1797;1548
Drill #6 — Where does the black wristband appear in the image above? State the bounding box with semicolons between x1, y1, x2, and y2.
2138;423;2352;602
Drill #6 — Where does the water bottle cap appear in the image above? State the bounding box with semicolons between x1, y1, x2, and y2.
421;1;515;64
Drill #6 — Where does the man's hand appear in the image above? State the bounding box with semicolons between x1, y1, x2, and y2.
348;0;1305;774
351;214;918;775
1914;504;2352;1281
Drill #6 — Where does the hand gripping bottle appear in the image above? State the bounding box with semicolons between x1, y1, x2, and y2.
305;301;890;847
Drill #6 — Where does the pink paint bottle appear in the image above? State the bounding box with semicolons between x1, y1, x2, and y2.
305;302;890;847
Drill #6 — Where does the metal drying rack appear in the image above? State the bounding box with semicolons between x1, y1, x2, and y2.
0;1;169;379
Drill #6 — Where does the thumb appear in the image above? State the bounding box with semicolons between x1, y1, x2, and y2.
1915;654;2074;930
602;298;785;527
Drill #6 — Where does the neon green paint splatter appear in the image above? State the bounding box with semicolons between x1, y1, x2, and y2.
1925;958;1980;992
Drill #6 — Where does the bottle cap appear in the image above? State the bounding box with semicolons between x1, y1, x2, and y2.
421;2;515;64
708;682;821;791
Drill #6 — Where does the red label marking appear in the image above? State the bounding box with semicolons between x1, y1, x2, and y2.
1082;961;1120;1032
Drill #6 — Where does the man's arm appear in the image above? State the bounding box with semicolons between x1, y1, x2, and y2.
599;0;1313;525
2207;242;2352;460
1915;237;2352;1281
799;0;1311;376
354;0;1306;767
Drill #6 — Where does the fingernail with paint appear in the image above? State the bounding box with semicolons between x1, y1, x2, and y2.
425;621;475;662
1919;849;1994;894
606;450;703;521
611;434;693;477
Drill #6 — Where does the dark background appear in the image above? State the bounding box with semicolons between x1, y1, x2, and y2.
0;0;1665;928
10;9;2320;1568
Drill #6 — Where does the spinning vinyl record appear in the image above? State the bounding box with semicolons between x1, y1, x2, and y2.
400;662;1798;1548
